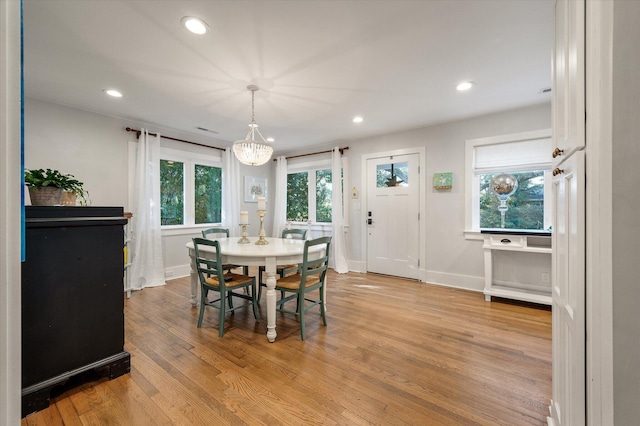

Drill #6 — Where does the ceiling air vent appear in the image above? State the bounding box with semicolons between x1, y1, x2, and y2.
196;126;219;134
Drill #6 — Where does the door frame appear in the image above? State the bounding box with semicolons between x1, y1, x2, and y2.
360;147;426;281
1;0;23;423
585;0;614;423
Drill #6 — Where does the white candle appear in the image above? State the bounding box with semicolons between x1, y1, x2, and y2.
257;197;266;211
239;211;249;225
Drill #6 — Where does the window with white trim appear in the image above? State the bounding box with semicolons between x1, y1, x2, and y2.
285;157;346;225
159;148;223;228
465;130;553;232
286;168;332;223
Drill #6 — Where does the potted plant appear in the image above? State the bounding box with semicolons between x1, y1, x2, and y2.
25;168;88;206
61;176;89;206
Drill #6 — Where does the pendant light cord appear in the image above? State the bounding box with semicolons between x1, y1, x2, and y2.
251;89;256;124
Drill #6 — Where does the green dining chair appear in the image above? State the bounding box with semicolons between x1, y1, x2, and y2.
275;236;331;340
192;237;259;337
202;228;248;275
258;228;308;302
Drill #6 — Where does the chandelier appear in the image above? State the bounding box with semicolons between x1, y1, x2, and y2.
232;85;274;166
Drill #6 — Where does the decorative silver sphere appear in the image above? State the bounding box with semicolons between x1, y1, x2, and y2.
490;173;518;198
490;173;518;228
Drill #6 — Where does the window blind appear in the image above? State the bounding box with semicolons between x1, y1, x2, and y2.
474;137;553;172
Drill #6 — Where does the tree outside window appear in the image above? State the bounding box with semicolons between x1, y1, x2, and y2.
287;171;309;221
160;159;184;225
315;169;332;222
286;168;333;223
194;164;222;224
160;156;222;227
479;170;544;229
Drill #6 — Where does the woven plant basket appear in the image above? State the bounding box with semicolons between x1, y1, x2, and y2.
61;191;77;206
29;186;63;206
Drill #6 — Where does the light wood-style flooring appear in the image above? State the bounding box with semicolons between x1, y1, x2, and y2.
22;270;551;425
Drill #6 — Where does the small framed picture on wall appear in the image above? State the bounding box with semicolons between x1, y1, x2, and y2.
244;176;267;202
433;172;453;190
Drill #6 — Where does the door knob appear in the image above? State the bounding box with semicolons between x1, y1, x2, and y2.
367;218;373;225
552;147;564;158
553;168;564;176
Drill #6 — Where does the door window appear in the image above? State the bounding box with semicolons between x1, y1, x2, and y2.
376;161;409;187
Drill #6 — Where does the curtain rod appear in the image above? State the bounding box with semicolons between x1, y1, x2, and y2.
125;127;226;152
273;146;349;161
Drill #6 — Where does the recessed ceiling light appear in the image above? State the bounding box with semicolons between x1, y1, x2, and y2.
104;89;123;98
266;137;275;142
456;81;474;91
181;16;209;35
352;116;363;124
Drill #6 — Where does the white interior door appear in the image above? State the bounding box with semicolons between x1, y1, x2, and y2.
549;0;586;424
366;154;419;279
551;152;585;426
552;0;586;167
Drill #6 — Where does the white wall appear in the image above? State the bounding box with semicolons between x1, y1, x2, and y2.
612;1;640;422
24;97;550;291
24;97;271;277
343;103;551;289
24;99;131;207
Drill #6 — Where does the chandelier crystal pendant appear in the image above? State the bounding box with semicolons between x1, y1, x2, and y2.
232;85;274;166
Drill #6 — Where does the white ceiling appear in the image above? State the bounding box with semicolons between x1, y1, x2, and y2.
23;0;553;154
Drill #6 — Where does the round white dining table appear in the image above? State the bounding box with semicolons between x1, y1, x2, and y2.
185;237;325;342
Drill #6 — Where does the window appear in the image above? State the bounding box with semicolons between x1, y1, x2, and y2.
376;161;409;187
478;170;545;229
160;160;184;225
315;169;332;222
465;129;552;232
287;168;332;223
194;164;222;224
159;148;222;228
287;171;309;222
285;155;348;227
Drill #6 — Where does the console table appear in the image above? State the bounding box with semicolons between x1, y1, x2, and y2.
482;230;552;305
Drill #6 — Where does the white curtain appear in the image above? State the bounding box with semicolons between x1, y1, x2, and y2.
222;148;241;236
272;156;288;237
331;147;349;273
130;129;165;290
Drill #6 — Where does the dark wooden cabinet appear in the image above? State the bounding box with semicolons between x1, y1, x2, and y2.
22;206;130;416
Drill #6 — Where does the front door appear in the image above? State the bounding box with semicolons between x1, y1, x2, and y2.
366;154;420;279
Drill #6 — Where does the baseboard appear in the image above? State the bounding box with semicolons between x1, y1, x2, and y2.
164;264;191;280
172;258;484;293
347;259;366;273
423;270;484;292
349;266;483;293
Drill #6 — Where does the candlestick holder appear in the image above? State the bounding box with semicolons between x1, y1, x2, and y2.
255;210;269;245
238;224;251;244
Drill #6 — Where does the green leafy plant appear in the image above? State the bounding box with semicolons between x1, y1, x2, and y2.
25;168;89;205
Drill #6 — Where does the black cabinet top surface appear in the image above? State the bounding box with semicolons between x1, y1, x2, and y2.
25;206;127;227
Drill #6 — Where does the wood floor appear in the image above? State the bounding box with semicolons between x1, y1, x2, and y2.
22;270;551;425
